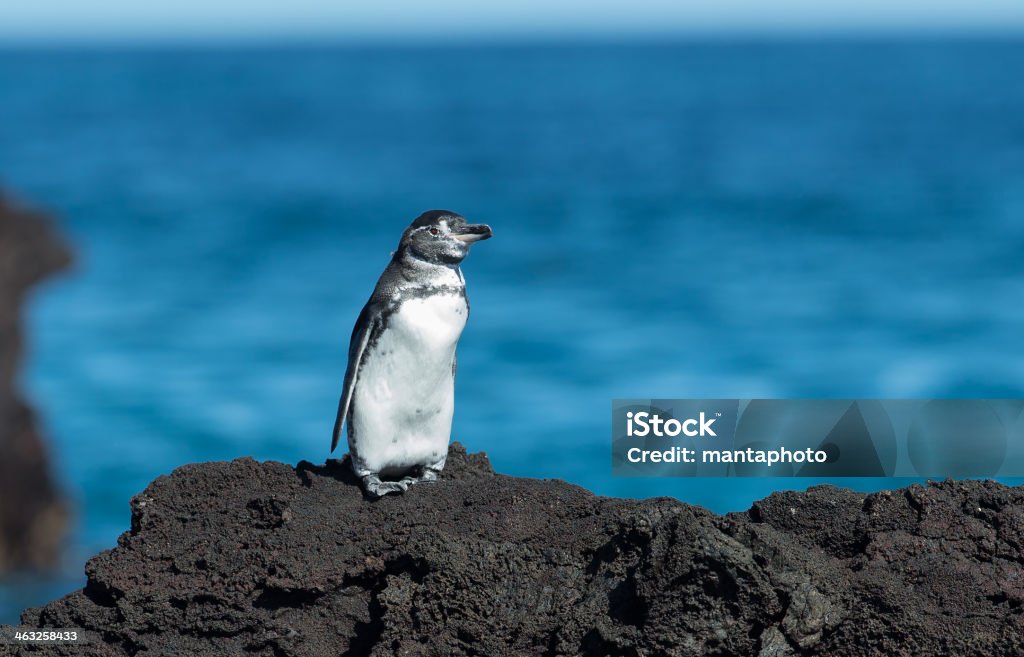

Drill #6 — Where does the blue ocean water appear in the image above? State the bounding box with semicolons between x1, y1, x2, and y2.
1;39;1024;621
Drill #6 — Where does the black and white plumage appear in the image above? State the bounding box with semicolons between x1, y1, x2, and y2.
331;210;492;497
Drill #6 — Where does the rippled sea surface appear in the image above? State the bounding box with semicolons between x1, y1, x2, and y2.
1;39;1023;620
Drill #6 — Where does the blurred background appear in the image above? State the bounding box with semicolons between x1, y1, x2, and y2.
2;0;1024;623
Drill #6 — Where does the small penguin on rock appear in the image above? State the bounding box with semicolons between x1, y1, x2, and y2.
331;210;492;497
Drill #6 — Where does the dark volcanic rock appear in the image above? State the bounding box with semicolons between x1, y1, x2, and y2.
0;194;70;574
16;444;1024;656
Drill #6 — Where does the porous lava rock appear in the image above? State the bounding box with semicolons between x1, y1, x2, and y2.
16;444;1024;656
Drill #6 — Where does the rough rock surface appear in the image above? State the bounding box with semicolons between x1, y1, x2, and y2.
16;444;1024;656
0;194;70;574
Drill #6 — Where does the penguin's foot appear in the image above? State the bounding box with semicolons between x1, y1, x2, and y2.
418;467;442;483
361;474;416;498
417;455;446;484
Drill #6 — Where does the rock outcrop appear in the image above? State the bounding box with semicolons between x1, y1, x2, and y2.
0;194;70;574
16;443;1024;656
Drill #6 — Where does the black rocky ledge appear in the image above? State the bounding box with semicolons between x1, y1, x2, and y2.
15;443;1024;656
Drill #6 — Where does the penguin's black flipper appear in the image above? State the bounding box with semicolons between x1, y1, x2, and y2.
331;304;378;452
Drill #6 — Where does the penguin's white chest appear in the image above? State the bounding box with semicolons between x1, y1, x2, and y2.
390;293;468;350
349;292;468;475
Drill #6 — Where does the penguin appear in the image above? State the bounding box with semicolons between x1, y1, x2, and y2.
331;210;492;497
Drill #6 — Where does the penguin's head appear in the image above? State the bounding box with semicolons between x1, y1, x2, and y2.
399;210;492;265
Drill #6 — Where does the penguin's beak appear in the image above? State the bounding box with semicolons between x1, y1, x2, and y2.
452;223;493;243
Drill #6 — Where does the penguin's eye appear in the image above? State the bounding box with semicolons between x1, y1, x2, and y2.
429;227;440;236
